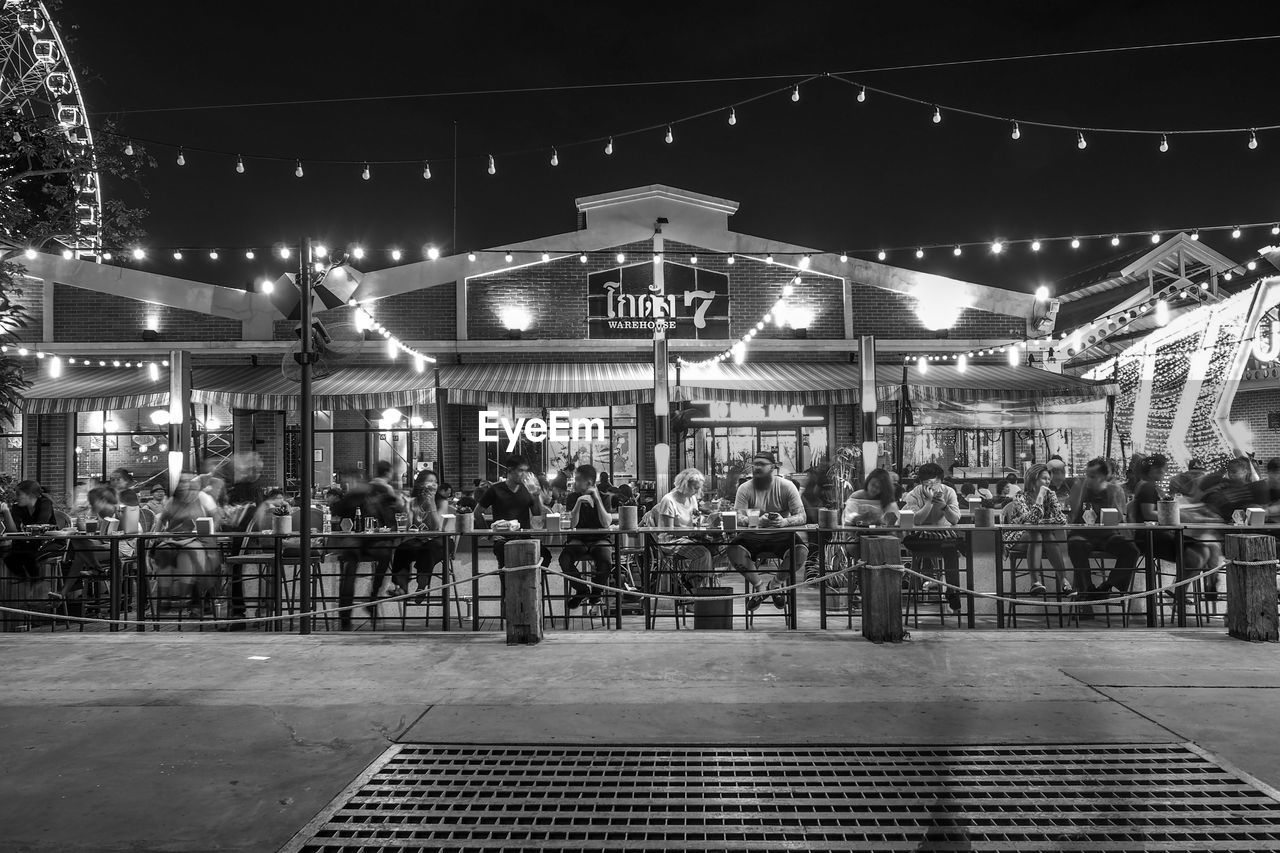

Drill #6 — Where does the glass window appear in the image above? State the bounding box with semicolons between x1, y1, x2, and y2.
285;406;438;494
542;405;638;484
74;408;169;491
0;414;22;479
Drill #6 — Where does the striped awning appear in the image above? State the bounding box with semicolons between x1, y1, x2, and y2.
191;367;435;411
674;363;860;405
875;364;1115;403
439;362;653;407
21;370;169;414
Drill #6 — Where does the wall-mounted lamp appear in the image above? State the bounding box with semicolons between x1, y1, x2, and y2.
501;307;532;340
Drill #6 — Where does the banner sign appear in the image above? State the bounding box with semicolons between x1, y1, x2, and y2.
587;261;729;339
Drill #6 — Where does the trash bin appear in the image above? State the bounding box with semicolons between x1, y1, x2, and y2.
693;586;733;630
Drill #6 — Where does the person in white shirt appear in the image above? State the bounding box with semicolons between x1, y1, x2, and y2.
653;467;714;581
727;451;807;612
899;462;963;612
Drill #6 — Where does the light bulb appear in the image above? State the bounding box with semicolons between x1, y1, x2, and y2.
857;86;866;103
505;252;513;263
414;356;425;375
386;338;398;359
727;108;736;126
235;157;244;173
991;241;1003;254
1190;231;1200;241
352;246;365;259
176;149;185;166
245;249;255;259
616;252;625;263
1035;285;1050;301
1008;345;1021;367
915;248;924;259
1159;134;1168;153
1232;227;1242;239
1110;235;1120;246
550;148;558;166
261;278;274;294
294;160;303;178
10;130;18;143
783;282;795;296
314;244;327;258
62;249;73;259
1070;237;1080;249
840;253;848;263
953;245;962;256
932;106;942;124
391;248;402;261
1249;130;1258;150
49;356;61;378
765;254;774;264
132;248;145;260
1248;260;1258;270
726;255;735;265
957;354;967;372
1077;131;1087;149
541;252;551;262
665;125;673;144
604;137;613;155
1031;240;1041;252
487;154;496;175
361;163;370;180
468;252;477;262
1151;233;1161;244
124;140;134;156
422;162;431;180
426;246;440;261
172;250;182;260
23;248;36;259
1273;224;1280;236
1010;121;1020;140
791;84;800;102
579;253;587;263
917;356;928;374
877;250;886;261
799;254;811;270
1225;271;1233;281
279;246;290;259
689;255;697;265
1155;299;1170;326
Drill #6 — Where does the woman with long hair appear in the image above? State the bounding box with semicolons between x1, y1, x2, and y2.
842;468;900;526
389;468;448;604
1007;463;1070;594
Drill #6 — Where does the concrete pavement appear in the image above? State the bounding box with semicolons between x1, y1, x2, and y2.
0;629;1277;851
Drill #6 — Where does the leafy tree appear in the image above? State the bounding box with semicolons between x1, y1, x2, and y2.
0;1;153;425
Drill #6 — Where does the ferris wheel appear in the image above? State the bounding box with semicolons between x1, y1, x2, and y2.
1;0;102;254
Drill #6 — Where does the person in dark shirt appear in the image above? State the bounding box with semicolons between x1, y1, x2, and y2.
0;480;57;581
1200;458;1266;522
329;469;400;630
1065;458;1140;594
1127;454;1213;593
559;464;615;609
1265;458;1280;522
478;455;554;570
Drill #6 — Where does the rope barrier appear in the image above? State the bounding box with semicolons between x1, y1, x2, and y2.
0;569;504;628
1223;558;1280;567
540;566;854;603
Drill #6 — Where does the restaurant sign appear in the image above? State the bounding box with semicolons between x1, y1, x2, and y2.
587;261;729;339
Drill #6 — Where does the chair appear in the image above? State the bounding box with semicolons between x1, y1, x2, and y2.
643;536;698;630
744;554;795;630
997;504;1066;629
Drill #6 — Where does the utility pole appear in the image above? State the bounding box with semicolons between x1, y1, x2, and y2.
297;238;314;635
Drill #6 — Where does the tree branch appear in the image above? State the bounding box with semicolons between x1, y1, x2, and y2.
0;166;79;190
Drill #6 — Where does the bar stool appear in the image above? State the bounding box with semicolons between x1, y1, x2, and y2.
744;555;793;630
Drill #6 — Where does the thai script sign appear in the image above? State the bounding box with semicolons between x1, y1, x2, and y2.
587;261;729;339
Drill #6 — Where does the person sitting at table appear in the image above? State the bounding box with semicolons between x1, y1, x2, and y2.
389;469;449;604
1126;453;1213;598
1008;463;1071;595
1264;458;1280;522
54;486;120;602
842;468;900;527
1200;457;1266;522
478;455;555;571
726;450;807;612
651;467;714;589
0;480;57;582
150;477;222;609
898;462;963;612
1065;458;1140;595
560;464;616;609
1002;473;1023;499
1046;457;1074;504
974;481;994;502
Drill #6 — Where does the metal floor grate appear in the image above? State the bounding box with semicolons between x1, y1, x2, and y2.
283;743;1280;852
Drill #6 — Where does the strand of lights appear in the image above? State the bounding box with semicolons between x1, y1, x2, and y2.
0;345;169;380
897;266;1242;368
95;72;1280;180
349;302;438;370
23;220;1280;270
676;275;801;368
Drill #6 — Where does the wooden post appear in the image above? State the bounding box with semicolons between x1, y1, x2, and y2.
860;535;904;644
1225;534;1279;643
503;539;544;645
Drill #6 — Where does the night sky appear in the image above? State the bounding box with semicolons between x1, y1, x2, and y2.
59;1;1280;295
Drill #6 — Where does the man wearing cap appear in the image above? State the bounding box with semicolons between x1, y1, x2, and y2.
727;450;807;611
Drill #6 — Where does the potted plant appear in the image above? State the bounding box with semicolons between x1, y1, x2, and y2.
270;503;292;535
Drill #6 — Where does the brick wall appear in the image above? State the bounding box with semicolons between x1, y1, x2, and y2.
273;284;456;341
10;278;44;343
53;284;242;342
234;412;284;489
1231;388;1280;462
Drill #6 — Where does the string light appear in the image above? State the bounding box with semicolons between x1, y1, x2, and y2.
991;241;1003;254
915;248;924;259
541;252;551;262
605;137;613;154
279;246;290;259
172;250;182;260
1159;134;1169;153
350;303;437;367
678;276;795;368
877;250;886;261
1077;130;1087;149
391;248;402;261
487;155;496;175
616;252;626;263
1232;226;1242;239
726;255;735;265
1071;237;1081;249
124;140;134;156
505;252;513;263
176;148;185;166
294;160;303;178
857;86;866;102
550;148;559;166
1110;235;1120;246
839;253;848;263
932;106;942;124
1249;130;1259;149
131;248;144;260
1150;232;1161;244
727;108;736;126
361;163;370;180
665;125;674;144
352;246;365;260
426;246;440;261
952;245;962;256
1190;231;1200;241
1031;240;1041;252
422;162;431;180
235;156;244;173
1011;121;1020;140
245;249;255;259
579;253;587;263
469;252;478;262
791;85;800;103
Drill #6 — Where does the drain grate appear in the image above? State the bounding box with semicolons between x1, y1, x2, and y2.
283;743;1280;852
